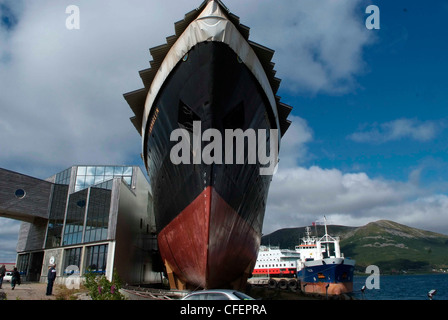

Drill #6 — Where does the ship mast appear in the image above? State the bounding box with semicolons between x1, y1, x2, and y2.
324;216;329;257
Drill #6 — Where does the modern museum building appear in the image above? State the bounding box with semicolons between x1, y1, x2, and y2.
0;165;162;285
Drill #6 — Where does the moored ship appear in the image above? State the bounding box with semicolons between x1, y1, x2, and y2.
252;219;355;295
124;0;292;290
297;221;355;295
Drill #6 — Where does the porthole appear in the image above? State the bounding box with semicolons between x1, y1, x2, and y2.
182;53;189;62
15;189;26;199
237;55;243;63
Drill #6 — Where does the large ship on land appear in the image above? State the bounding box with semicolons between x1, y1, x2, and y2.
124;0;292;290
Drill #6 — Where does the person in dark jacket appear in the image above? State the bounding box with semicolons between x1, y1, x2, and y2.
11;267;21;290
46;264;57;296
0;264;6;289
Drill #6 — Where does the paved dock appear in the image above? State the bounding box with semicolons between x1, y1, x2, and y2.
0;282;90;300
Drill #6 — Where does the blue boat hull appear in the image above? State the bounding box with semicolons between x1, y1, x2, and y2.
298;259;355;295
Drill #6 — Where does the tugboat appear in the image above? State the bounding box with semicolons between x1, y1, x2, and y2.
296;218;355;295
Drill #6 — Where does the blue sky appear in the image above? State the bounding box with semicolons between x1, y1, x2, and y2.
287;1;447;184
0;0;447;261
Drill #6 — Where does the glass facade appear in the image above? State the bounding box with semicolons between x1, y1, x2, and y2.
74;165;133;192
45;165;132;248
17;253;30;275
55;167;71;185
84;187;111;243
63;189;88;246
63;247;82;274
84;244;108;274
45;184;69;248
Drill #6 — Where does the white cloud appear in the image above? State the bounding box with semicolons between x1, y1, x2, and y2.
0;0;202;178
0;0;373;178
263;165;448;235
228;0;373;94
278;115;313;168
348;118;443;143
263;115;448;235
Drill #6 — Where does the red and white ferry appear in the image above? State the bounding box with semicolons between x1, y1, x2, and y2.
252;246;300;278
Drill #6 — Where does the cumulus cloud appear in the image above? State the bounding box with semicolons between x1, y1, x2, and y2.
0;0;203;178
264;166;417;233
263;115;448;235
263;165;448;235
348;118;444;143
231;0;373;94
278;115;313;168
0;0;373;179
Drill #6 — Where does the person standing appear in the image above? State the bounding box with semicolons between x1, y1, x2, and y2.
46;264;57;296
0;265;5;289
11;267;20;290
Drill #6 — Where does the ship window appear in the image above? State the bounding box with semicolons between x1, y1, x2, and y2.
223;101;244;130
178;100;200;132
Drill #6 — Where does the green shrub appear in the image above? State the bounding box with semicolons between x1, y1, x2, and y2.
84;269;125;300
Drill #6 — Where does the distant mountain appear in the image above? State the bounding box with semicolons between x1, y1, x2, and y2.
261;220;448;273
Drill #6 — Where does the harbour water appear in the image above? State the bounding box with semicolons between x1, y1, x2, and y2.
352;273;448;300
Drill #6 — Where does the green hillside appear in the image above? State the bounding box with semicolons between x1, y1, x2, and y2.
261;220;448;273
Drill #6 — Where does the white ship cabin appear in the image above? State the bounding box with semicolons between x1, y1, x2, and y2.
295;226;343;262
295;227;324;261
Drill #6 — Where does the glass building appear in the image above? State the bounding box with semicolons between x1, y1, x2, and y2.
0;165;161;285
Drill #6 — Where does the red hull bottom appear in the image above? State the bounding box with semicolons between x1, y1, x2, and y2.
301;282;353;296
157;186;260;290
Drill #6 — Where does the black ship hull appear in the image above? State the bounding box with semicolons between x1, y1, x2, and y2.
145;41;274;289
124;0;293;290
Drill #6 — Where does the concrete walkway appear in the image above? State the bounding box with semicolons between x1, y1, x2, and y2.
0;282;57;300
0;281;91;300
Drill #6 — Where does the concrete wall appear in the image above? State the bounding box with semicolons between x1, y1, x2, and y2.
113;169;160;285
16;218;48;252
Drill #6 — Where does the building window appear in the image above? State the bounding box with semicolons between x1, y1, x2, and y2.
63;189;88;246
45;184;69;248
63;247;82;274
85;244;108;275
55;167;71;185
84;187;111;243
17;254;30;276
14;189;26;199
75;165;133;192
